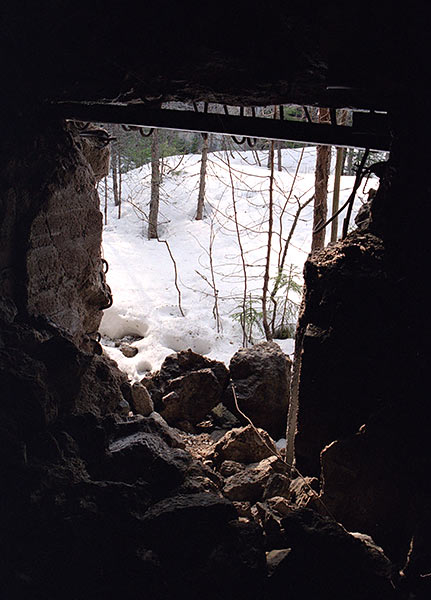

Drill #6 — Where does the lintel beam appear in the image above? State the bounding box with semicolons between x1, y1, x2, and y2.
56;103;391;151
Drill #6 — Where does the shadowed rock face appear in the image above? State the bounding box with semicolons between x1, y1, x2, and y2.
293;117;431;577
0;118;110;349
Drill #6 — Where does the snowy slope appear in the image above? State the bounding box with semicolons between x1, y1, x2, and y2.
99;147;375;381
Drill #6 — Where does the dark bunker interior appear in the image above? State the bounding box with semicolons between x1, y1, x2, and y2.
1;3;431;599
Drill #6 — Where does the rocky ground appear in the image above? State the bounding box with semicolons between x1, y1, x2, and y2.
0;305;407;599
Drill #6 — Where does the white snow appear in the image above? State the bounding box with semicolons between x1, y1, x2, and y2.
99;146;376;381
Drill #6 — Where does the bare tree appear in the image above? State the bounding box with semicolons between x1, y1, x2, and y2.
112;144;120;207
103;176;108;225
226;150;248;347
195;133;209;220
330;147;344;242
330;110;348;242
311;108;331;251
117;150;122;219
148;129;160;239
262;141;275;341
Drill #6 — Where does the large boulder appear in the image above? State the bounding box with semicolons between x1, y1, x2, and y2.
224;342;291;440
142;349;229;430
140;493;266;600
265;508;400;600
319;425;414;564
105;431;191;492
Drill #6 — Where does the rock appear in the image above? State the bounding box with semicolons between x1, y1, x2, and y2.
265;508;400;600
155;367;227;430
21;123;110;349
140;492;237;558
288;476;320;507
74;123;110;182
105;412;186;449
78;353;134;416
210;424;278;465
200;519;266;600
0;296;17;323
141;350;229;432
119;342;138;358
225;341;291;439
252;500;286;549
130;382;154;416
105;431;191;493
293;233;397;477
177;473;221;496
265;496;292;518
266;548;291;577
233;501;253;519
219;459;245;478
262;472;291;500
319;428;413;563
210;402;241;429
222;456;285;503
118;398;130;416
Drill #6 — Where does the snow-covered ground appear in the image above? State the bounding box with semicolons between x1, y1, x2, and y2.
99;146;375;381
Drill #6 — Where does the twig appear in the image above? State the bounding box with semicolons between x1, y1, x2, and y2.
342;149;370;237
157;238;185;317
226;151;248;346
313;149;370;236
231;380;339;522
278;147;305;264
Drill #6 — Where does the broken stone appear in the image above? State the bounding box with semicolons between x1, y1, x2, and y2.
266;508;400;599
130;382;154;416
140;492;237;558
210;424;278;465
265;496;292;518
105;431;191;493
143;349;229;414
266;548;292;577
157;369;224;429
210;402;240;429
222;456;283;503
118;398;130;416
288;476;320;507
233;501;253;519
263;472;291;500
219;459;245;478
119;342;138;358
252;500;286;549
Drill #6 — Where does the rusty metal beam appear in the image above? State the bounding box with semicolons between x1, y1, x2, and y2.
56;102;391;151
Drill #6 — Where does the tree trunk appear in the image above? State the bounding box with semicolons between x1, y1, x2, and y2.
117;151;122;219
330;147;344;242
345;147;355;175
148;129;160;239
112;150;119;207
195;133;209;220
104;176;108;225
311;108;331;251
267;142;273;170
277;141;282;172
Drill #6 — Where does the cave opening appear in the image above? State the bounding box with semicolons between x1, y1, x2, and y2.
2;4;431;599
